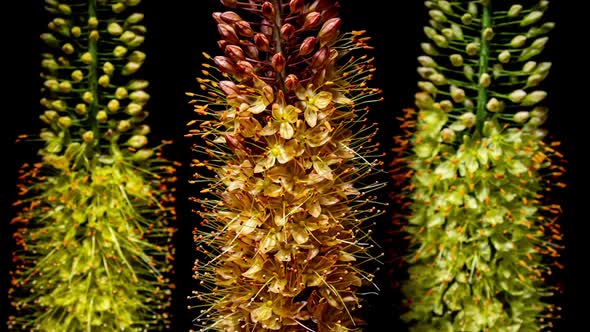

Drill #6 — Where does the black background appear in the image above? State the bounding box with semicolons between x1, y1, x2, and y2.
1;1;587;331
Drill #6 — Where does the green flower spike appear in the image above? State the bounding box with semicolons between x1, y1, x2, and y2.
187;0;384;330
400;1;565;331
8;1;176;330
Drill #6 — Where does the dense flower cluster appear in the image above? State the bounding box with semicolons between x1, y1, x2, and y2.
187;0;383;330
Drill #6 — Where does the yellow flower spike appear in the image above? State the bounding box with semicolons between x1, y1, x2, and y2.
9;1;175;331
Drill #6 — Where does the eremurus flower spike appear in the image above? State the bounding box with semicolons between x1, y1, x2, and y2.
187;0;383;330
8;1;175;330
399;1;565;331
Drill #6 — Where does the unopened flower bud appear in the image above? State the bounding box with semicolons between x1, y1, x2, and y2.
421;43;439;56
460;112;476;128
466;42;479;56
511;35;527;48
89;30;99;42
218;23;240;44
521;11;543;27
439;100;454;112
108;22;123;36
318;17;341;44
126;103;143;115
429;10;447;23
281;23;295;40
235;20;254;37
122;62;142;76
272;53;286;72
107;99;120;112
429;73;447;86
135;124;151;135
513;111;530;123
225;45;245;61
486;97;504;112
479;73;491;87
127;135;148;148
44;110;58;122
75;103;87;115
527;74;544;87
112;3;126;13
98;75;110;87
81;52;93;64
127;80;149;90
498;50;511;63
418;56;437;68
285;74;298;91
461;13;473;25
115;87;129;100
254;33;270;52
71;70;84;82
237;60;254;76
450;86;465;103
62;43;74;54
129;90;150;104
304;12;322;29
96;110;108;123
450;54;463;67
483;27;494;41
311;47;330;68
522;61;537;73
83;91;94;103
133;149;154;161
441;128;456;143
433;35;448;48
508;4;523;17
82;131;94;143
51;100;67;112
44;79;59;91
58;116;72;128
289;0;304;13
509;89;527;103
261;2;275;18
415;92;434;109
418;81;437;93
464;65;474;81
58;4;72;15
118;120;131;132
120;30;136;43
71;26;81;38
219;81;240;96
521;90;547;106
220;11;241;23
59;81;72;93
88;17;98;28
127;13;144;24
299;36;317;56
113;45;128;58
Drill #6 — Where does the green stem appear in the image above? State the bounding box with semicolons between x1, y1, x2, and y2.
475;0;492;134
88;0;99;137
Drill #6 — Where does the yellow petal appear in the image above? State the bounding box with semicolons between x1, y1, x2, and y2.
304;107;318;127
314;91;333;109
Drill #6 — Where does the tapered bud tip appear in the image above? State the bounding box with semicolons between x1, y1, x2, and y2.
127;13;144;24
522;90;547;106
219;80;240;96
511;35;527;48
318;18;342;44
218;24;239;44
214;56;237;74
82;131;94;143
429;10;447;23
304;12;322;29
486;98;504;112
225;45;245;61
128;135;148;148
311;47;330;69
134;149;154;161
272;53;286;72
254;33;270;52
108;22;123;36
415;92;434;110
508;5;523;17
262;2;275;19
289;0;304;13
509;89;527;103
235;20;254;37
521;11;544;27
299;37;317;56
513;111;530;123
285;74;299;91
